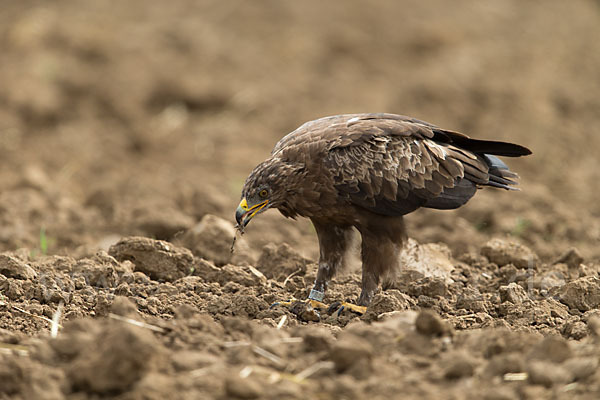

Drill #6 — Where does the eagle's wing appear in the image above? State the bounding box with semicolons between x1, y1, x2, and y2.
320;114;526;216
272;113;434;156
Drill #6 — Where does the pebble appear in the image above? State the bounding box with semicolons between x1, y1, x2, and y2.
329;334;373;378
527;360;573;387
499;283;529;305
481;238;538;269
415;310;453;337
0;254;37;280
224;376;263;399
559;276;600;311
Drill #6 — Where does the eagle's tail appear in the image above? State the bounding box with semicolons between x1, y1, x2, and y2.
483;154;520;191
433;129;532;157
422;152;524;210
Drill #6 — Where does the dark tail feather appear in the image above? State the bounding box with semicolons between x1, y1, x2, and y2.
484;154;520;190
433;129;532;157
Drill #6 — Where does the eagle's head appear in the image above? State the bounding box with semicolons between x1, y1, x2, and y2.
235;157;305;230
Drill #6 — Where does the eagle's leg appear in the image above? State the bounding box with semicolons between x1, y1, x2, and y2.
270;222;354;317
309;221;355;305
357;215;407;307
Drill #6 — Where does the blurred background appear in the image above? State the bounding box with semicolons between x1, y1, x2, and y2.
0;0;598;260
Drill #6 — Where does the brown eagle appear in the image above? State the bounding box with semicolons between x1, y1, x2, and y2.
235;113;531;313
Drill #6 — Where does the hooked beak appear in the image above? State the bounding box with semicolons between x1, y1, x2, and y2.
235;197;269;229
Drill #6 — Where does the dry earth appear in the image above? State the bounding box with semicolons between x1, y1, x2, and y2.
1;1;600;399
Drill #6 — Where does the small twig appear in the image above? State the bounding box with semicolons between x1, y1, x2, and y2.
12;305;58;327
230;234;237;253
253;346;284;366
268;372;281;383
283;268;302;286
277;315;287;329
248;266;266;280
50;301;64;338
455;313;479;319
189;366;212;378
504;372;528;381
239;366;253;378
223;340;252;348
108;313;165;333
0;342;29;357
295;361;335;381
278;337;303;344
230;225;245;253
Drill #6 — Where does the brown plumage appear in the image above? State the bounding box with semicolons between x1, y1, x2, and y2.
235;113;531;306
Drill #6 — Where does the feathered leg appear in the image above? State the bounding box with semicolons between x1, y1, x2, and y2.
271;220;355;319
309;220;354;301
357;215;406;306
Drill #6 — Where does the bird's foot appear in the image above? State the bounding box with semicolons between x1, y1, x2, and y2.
270;298;328;322
270;298;328;310
270;297;366;321
327;301;367;316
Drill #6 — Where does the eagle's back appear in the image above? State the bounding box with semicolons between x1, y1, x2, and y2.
271;113;531;218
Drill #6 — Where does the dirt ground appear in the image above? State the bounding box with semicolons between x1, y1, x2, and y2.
1;0;600;399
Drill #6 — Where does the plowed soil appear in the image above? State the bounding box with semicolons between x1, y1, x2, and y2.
1;1;600;399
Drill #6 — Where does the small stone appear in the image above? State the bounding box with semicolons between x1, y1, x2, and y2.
553;247;584;269
559;276;600;311
528;336;572;363
562;357;598;381
415;310;453;337
400;239;454;282
68;321;165;394
176;214;253;266
563;320;588;340
224;376;263;399
362;290;413;322
257;243;310;281
109;236;194;282
527;360;573;387
72;259;119;288
443;352;476;380
530;270;566;291
588;316;600;337
296;326;334;352
418;277;448;297
0;254;37;280
485;353;525;377
456;286;488;313
481;238;538;269
329;334;373;378
110;296;139;317
499;283;529;305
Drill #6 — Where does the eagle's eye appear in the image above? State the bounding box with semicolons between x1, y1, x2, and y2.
259;189;268;198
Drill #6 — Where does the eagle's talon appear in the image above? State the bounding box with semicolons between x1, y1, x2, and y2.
307;299;328;310
327;301;342;315
270;299;295;309
335;302;367;316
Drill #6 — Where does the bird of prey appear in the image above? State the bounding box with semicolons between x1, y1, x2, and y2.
235;113;531;314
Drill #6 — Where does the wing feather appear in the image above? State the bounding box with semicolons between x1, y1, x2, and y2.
319;115;493;216
273;113;528;216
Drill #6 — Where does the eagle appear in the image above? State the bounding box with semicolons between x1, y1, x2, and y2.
235;113;531;314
